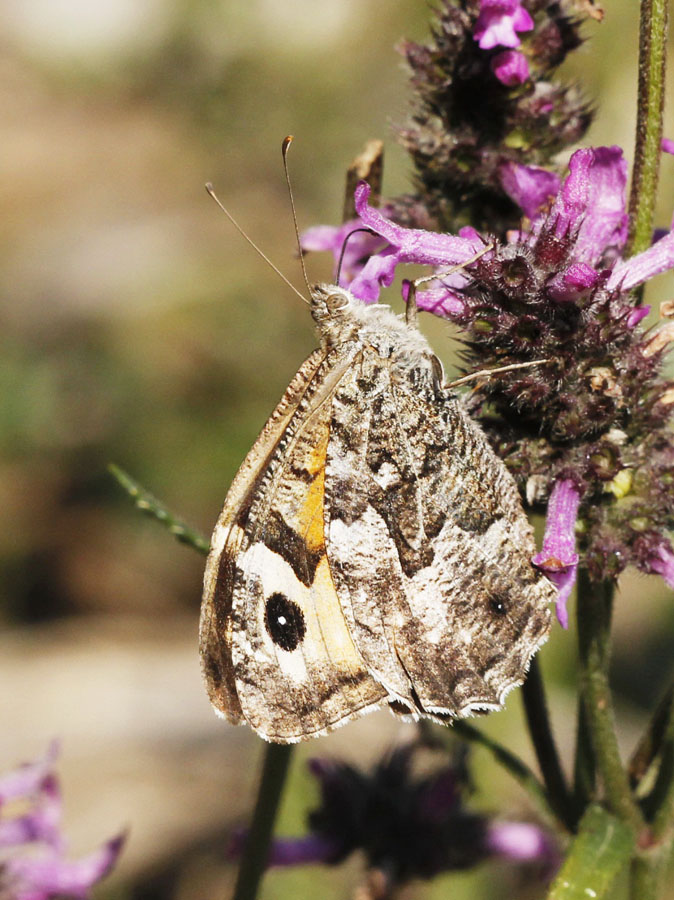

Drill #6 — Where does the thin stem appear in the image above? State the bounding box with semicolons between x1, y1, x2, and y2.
627;0;669;263
576;571;643;830
521;657;575;829
647;704;674;839
232;743;294;900
108;464;211;555
629;851;666;900
448;721;556;824
572;694;597;815
630;681;674;788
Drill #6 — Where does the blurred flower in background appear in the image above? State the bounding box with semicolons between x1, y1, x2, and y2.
0;743;124;900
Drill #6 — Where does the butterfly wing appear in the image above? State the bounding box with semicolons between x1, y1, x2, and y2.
201;346;387;743
324;347;554;718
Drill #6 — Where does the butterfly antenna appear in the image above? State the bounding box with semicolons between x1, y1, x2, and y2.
281;136;313;296
204;182;310;305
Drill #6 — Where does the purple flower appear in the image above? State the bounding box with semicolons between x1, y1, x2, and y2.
532;479;581;628
486;821;559;873
541;146;629;266
300;218;388;286
0;746;125;900
491;50;530;86
641;539;674;589
473;0;534;50
351;182;485;302
662;137;674;155
235;746;555;885
499;162;560;220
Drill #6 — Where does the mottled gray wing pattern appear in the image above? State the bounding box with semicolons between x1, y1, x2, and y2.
324;346;554;717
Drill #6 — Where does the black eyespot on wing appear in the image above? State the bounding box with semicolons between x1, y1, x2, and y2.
489;597;508;616
265;592;306;651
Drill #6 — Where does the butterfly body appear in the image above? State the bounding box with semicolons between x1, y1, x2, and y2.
200;285;554;742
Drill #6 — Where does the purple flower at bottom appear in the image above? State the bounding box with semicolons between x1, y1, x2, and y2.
491;50;529;86
232;746;556;887
0;746;125;900
473;0;534;50
532;479;581;629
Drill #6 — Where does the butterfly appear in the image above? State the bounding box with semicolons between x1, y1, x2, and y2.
199;279;554;742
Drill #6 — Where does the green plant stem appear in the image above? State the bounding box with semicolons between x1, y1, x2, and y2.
232;743;294;900
108;464;211;555
576;571;643;831
629;681;674;789
521;657;575;829
573;695;596;815
627;0;669;262
629;851;666;900
449;720;556;824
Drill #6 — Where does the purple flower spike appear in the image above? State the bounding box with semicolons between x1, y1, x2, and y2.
548;147;628;266
499;162;560;220
662;137;674;155
532;479;581;628
491;50;529;86
473;0;534;50
351;182;485;302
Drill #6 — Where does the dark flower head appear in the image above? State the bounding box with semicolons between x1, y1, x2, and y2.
246;745;556;886
395;0;594;233
0;744;125;900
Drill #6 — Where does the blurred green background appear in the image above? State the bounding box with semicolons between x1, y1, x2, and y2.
1;1;673;898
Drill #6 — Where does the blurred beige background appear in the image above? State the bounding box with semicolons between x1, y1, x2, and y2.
1;1;673;898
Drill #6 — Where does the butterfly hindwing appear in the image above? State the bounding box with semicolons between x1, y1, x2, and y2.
324;341;553;717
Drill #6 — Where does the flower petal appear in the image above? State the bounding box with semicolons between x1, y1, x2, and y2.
607;230;674;292
545;262;599;302
473;0;534;50
499;162;560;220
0;743;59;807
487;821;558;869
532;479;581;628
4;834;125;900
548;146;628;266
267;834;341;867
301;220;388;286
641;539;674;589
491;50;529;86
352;182;485;302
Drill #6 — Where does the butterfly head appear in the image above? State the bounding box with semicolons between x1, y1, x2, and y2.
309;283;363;346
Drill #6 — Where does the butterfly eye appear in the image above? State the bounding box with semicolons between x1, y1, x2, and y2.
325;292;349;311
265;592;306;651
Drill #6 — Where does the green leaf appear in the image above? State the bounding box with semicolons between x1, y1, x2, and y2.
546;805;635;900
